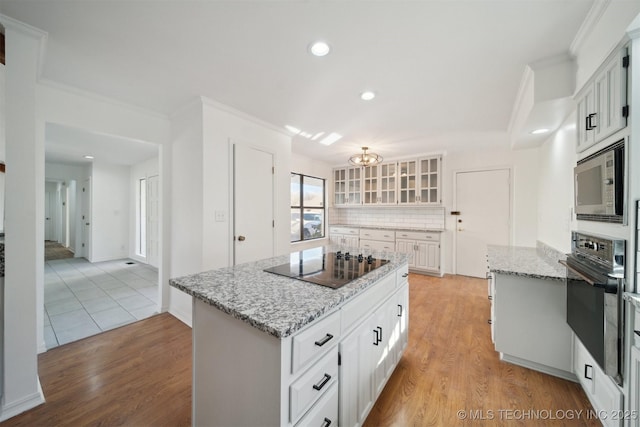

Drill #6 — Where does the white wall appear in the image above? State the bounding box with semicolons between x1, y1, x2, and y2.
1;17;46;421
90;162;130;262
536;113;577;253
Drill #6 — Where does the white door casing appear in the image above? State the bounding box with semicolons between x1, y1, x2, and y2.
455;168;510;278
81;177;92;260
233;143;275;265
147;174;160;268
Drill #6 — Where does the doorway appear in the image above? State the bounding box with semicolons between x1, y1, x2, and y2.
454;168;511;278
233;143;275;265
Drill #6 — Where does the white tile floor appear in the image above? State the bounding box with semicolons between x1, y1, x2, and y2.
44;257;159;349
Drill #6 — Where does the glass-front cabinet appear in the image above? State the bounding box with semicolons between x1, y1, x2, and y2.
334;166;362;206
333;155;441;207
362;162;397;205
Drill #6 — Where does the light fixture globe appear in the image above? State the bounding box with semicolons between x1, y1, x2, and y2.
349;146;383;167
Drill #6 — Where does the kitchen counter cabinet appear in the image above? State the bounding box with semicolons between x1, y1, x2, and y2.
487;244;574;381
170;246;409;426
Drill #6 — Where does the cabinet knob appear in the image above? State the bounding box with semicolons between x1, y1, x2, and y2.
487;319;492;325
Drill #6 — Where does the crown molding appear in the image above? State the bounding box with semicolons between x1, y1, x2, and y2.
570;0;611;56
199;96;289;137
0;13;48;80
507;65;534;135
39;78;170;122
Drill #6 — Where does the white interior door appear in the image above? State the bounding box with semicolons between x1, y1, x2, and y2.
81;178;92;260
455;169;510;278
233;143;274;265
147;174;160;268
44;189;54;241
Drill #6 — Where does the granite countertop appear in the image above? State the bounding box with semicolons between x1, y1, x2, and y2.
169;245;409;339
487;243;566;281
330;224;444;232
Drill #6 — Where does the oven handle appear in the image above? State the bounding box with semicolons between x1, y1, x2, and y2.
559;260;618;293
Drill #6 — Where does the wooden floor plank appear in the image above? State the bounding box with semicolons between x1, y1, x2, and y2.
2;274;597;426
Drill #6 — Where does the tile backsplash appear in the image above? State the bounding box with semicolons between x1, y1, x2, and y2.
329;206;445;230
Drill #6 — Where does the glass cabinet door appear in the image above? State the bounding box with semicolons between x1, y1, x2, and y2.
398;160;417;204
363;165;379;204
347;167;362;205
379;162;397;204
334;168;347;205
419;157;440;203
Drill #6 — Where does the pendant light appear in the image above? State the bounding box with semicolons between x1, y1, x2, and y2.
349;146;383;167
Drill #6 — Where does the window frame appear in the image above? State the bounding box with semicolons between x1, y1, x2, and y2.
290;172;326;243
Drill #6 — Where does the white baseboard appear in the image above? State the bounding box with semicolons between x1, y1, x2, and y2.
500;353;577;382
169;305;193;328
0;379;45;422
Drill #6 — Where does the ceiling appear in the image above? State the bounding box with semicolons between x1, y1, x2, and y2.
1;0;596;166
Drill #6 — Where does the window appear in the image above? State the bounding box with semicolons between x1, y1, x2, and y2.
291;173;325;242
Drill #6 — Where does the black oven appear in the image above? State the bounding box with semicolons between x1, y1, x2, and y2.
561;231;625;385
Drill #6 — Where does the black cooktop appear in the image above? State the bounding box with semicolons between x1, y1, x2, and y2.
264;249;389;289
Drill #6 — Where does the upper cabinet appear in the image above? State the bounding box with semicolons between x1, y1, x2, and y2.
334;166;362;206
334;155;442;207
576;46;629;152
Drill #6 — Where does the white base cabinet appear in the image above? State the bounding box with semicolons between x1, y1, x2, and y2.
574;338;623;427
192;263;409;427
329;226;360;248
395;230;442;276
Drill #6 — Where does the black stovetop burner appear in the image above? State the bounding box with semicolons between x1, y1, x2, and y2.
264;248;389;289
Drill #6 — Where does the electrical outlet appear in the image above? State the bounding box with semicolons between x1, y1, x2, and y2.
215;211;226;222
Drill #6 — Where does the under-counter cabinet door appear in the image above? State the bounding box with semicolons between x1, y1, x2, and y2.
395;239;416;268
393;283;409;362
414;241;439;273
339;329;361;427
630;346;640;427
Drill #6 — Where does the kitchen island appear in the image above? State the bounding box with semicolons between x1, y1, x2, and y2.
170;245;409;427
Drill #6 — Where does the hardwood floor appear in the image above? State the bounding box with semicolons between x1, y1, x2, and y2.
1;313;192;427
2;274;596;426
364;274;598;427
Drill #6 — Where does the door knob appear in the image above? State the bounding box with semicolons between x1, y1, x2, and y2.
238;235;246;241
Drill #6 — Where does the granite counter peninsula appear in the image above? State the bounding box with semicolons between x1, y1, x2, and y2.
170;246;410;427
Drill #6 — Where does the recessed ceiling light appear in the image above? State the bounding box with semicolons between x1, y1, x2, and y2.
531;128;549;135
309;41;330;57
84;155;94;160
318;132;342;146
360;91;376;101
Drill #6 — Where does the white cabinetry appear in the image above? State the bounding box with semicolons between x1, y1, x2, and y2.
398;156;442;205
395;230;441;276
339;266;409;427
363;162;398;205
334;167;363;206
334;155;441;207
491;273;574;380
487;272;495;343
630;345;640;427
193;262;409;426
576;46;629;152
573;338;623;427
329;226;359;248
359;228;395;252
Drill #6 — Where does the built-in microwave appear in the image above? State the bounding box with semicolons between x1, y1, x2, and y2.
574;139;625;223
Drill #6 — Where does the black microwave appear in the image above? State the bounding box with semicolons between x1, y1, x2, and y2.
574;139;625;223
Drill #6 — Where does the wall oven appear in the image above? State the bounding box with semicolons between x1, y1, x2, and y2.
574;139;625;223
561;231;625;385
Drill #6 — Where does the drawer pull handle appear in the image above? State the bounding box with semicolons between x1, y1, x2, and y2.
376;326;382;344
584;364;593;380
313;373;332;391
321;417;332;427
398;304;403;317
402;273;409;278
373;328;380;345
314;333;334;347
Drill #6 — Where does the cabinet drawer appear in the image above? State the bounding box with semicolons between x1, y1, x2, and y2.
292;310;341;374
294;380;338;427
359;228;395;242
395;230;440;241
329;227;359;236
341;272;395;334
360;239;395;252
396;264;409;285
290;347;338;424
